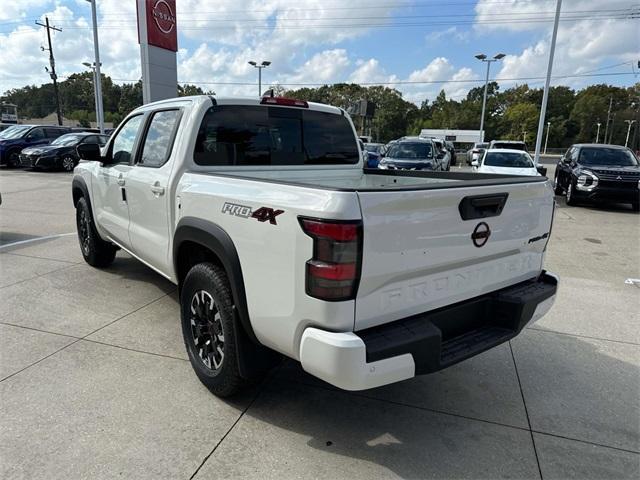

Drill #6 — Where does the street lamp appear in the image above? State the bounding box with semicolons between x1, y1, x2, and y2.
85;0;104;134
596;122;601;143
624;120;636;147
544;121;551;154
82;62;101;128
475;53;505;143
248;60;271;97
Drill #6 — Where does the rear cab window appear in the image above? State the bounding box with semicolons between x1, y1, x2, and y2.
194;105;359;166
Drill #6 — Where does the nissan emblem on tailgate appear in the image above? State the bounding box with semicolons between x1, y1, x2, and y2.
472;222;491;247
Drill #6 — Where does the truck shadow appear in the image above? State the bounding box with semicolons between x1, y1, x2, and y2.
232;334;639;479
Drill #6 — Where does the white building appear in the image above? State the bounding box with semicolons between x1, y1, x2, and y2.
419;129;483;147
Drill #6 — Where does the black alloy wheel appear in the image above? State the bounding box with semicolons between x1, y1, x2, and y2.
189;290;225;371
78;206;91;257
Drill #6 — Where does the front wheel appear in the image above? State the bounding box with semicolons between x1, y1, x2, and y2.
632;202;639;212
76;197;117;267
566;181;577;206
553;173;563;195
181;263;245;397
61;156;76;172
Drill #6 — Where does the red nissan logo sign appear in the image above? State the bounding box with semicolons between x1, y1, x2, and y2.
139;0;178;52
152;0;175;34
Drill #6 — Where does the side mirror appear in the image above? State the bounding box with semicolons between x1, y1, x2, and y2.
536;166;547;176
471;160;479;167
562;156;572;164
76;143;101;161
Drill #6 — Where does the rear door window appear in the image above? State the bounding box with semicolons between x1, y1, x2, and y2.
194;105;359;166
138;109;181;167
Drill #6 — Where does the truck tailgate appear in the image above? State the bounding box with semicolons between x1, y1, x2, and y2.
354;180;554;330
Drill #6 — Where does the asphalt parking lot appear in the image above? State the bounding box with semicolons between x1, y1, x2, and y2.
1;166;639;479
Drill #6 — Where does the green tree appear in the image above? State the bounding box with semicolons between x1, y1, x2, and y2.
503;103;540;143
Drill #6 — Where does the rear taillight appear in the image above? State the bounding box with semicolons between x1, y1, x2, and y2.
299;217;362;301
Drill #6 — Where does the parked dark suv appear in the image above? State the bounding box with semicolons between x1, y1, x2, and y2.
554;144;640;211
20;132;109;171
0;125;71;167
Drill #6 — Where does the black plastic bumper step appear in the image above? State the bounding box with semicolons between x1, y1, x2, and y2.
440;326;511;366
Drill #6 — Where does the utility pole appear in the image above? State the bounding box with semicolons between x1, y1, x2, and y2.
608;113;616;144
603;96;613;145
36;17;63;126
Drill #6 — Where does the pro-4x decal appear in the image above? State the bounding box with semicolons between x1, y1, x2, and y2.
222;202;284;225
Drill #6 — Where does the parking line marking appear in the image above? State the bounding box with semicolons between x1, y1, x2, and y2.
0;232;75;251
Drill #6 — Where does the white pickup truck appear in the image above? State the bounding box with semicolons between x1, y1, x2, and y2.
72;95;558;397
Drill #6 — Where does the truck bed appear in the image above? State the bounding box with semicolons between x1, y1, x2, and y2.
192;168;547;192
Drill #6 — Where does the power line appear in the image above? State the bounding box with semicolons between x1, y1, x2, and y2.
93;71;632;87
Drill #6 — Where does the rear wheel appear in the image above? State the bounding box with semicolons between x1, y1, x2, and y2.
181;263;244;397
632;202;639;212
6;150;20;168
76;197;117;267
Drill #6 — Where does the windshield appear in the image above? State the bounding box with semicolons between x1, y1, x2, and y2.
51;134;84;146
483;151;534;168
363;144;382;153
0;125;30;139
194;105;359;166
387;143;433;160
578;147;638;167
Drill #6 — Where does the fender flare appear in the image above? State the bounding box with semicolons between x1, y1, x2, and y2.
173;217;258;344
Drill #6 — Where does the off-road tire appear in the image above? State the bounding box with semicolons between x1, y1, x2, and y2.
75;197;117;267
181;263;244;397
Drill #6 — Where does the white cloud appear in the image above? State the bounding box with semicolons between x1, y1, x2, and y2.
288;49;350;83
425;27;469;43
475;0;639;88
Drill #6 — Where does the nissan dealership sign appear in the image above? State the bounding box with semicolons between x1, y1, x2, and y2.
137;0;178;102
147;0;177;52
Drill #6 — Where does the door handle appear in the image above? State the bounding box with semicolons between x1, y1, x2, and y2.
150;182;165;196
117;173;125;186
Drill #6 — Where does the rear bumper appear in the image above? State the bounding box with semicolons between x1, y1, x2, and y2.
299;271;558;391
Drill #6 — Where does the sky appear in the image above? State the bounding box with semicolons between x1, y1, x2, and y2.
0;0;638;105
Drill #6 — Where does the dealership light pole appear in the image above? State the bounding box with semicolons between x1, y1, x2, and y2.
86;0;104;134
533;0;562;166
624;120;636;147
596;122;601;143
82;62;101;127
248;61;271;97
544;121;551;154
475;53;505;143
